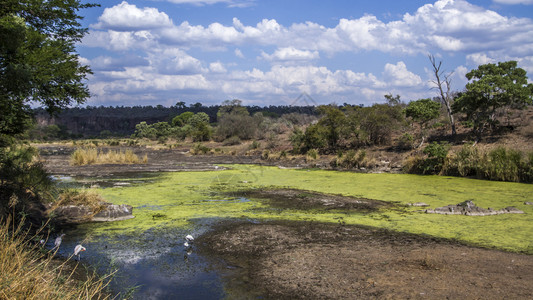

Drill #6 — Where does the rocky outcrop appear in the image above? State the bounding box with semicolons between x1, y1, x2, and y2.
425;200;524;216
50;203;134;224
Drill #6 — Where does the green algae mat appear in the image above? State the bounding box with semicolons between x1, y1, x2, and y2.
89;165;533;254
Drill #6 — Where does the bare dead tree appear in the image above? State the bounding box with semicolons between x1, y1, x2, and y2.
429;55;456;136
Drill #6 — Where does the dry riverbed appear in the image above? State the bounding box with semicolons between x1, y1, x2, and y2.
39;144;533;299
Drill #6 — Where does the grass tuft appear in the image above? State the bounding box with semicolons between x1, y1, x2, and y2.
0;216;114;299
70;148;145;166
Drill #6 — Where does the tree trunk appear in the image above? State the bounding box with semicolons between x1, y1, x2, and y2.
429;55;457;136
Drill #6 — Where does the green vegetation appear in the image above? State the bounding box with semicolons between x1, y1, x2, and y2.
405;144;533;183
70;148;147;166
85;165;533;254
453;61;533;141
0;0;97;147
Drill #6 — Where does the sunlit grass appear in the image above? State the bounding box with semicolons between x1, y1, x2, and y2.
86;165;533;254
0;216;114;299
70;148;147;166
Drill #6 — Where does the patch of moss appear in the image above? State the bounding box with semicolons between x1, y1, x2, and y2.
83;165;533;254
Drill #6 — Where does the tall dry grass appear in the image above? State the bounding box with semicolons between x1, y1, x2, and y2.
0;216;114;299
70;148;147;166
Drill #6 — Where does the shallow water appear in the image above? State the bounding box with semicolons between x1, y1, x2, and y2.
50;165;533;298
51;173;235;299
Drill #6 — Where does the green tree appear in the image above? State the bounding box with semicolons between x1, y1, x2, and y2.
453;61;533;141
172;112;194;127
0;0;97;146
132;121;156;139
405;98;441;147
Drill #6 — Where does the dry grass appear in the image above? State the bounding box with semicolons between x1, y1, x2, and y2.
49;189;108;217
70;148;147;166
0;216;114;299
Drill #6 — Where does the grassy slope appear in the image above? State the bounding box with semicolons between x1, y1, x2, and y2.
90;165;533;254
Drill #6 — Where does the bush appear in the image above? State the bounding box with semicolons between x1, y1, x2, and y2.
190;143;211;155
484;147;522;182
0;145;54;219
332;150;367;169
223;136;242;146
306;149;319;161
442;144;480;177
397;133;414;150
249;140;261;150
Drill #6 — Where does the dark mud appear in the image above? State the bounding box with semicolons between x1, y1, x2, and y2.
198;220;533;299
233;188;394;211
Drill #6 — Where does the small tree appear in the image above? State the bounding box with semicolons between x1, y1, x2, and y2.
405;98;441;147
453;61;533;141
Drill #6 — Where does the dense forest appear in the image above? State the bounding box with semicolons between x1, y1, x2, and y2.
32;102;318;138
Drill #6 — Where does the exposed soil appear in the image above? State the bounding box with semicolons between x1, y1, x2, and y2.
37;144;533;299
199;221;533;299
232;188;395;211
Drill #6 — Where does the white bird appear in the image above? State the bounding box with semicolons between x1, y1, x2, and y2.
184;241;190;248
185;234;194;242
74;244;86;260
54;234;65;248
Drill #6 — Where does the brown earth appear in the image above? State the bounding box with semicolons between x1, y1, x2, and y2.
198;220;533;299
37;144;533;299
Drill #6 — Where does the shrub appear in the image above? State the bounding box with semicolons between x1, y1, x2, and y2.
442;144;480;177
190;143;211;155
223;136;242;146
484;147;522;182
397;133;414;150
332;150;367;169
421;142;450;174
249;140;261;150
306;149;319;161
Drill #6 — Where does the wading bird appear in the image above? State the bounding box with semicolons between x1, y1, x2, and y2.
185;234;194;243
54;234;65;249
74;245;86;260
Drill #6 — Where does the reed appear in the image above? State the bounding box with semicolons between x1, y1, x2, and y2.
0;216;114;299
70;148;145;166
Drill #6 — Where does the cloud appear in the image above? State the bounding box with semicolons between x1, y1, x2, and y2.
159;0;256;7
261;47;319;62
87;0;533;58
493;0;533;4
209;61;227;73
88;55;150;71
383;62;423;87
93;1;173;31
82;0;533;106
234;48;244;58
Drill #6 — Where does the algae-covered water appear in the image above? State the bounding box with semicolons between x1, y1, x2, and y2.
56;165;533;299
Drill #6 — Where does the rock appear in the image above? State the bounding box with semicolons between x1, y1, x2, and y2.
49;203;134;224
425;201;524;216
93;204;135;222
524;201;533;205
408;202;429;207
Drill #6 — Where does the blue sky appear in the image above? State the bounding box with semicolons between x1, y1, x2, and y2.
77;0;533;107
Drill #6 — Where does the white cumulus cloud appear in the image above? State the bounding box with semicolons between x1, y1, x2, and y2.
94;1;173;31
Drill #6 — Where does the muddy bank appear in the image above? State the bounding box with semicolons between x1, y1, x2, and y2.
38;145;262;176
198;220;533;299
